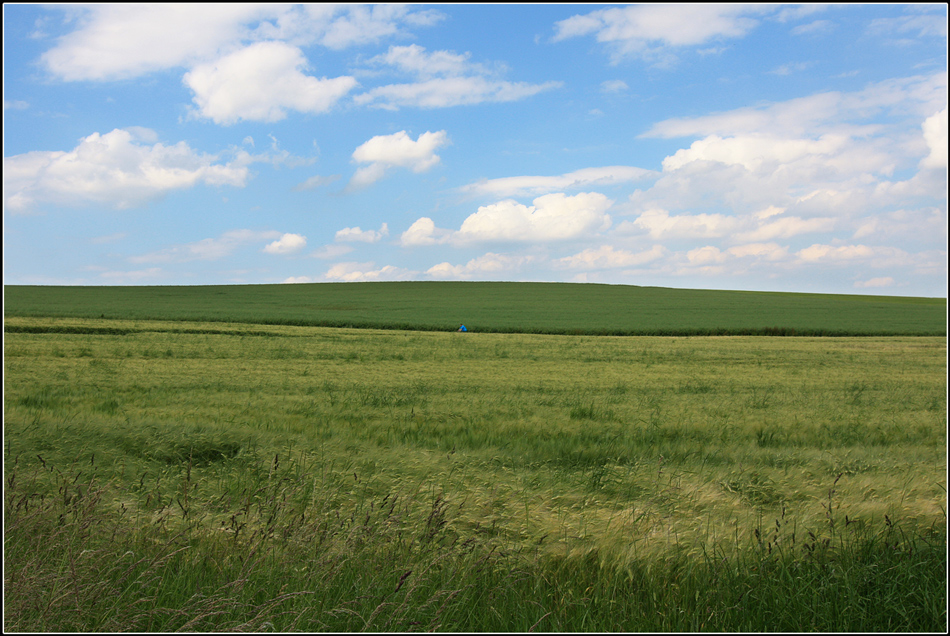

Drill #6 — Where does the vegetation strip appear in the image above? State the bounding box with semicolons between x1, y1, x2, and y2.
5;281;946;336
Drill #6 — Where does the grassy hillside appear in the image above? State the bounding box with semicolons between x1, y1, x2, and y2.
4;281;946;335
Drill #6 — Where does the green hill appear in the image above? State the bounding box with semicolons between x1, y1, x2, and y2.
3;282;946;336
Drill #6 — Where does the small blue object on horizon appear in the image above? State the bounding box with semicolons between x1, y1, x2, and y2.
458;324;467;332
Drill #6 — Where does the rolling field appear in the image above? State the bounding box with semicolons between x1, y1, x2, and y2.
5;281;947;335
3;308;947;631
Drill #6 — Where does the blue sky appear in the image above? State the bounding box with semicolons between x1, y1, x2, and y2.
3;3;947;296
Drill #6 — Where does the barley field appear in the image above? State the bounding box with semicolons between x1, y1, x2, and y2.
3;313;946;632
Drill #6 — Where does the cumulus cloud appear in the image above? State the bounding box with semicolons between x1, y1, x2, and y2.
920;108;948;169
335;223;389;243
455;192;613;245
460;166;655;198
402;192;614;247
348;130;448;189
39;4;443;82
400;217;448;247
3;127;248;212
623;71;947;248
183;41;357;124
263;233;307;254
354;44;561;109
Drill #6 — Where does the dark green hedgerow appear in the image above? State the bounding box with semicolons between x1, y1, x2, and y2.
4;322;942;338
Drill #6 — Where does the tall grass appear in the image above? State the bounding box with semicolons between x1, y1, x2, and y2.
5;452;945;632
4;317;947;631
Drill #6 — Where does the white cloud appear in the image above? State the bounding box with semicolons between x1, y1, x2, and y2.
293;174;341;191
348;130;448;189
355;76;562;110
335;223;389;243
687;245;729;265
852;207;947;247
920;109;948;169
98;267;166;283
282;276;318;284
402;192;614;247
454;192;613;245
768;62;812;76
624;207;837;246
367;43;475;78
183;41;357;124
39;4;443;82
624;72;947;240
3;127;248;212
868;11;948;40
40;4;272;81
400;217;447;247
643;73;947;142
552;4;773;64
354;44;561;109
130;229;282;263
427;252;537;279
733;216;836;243
558;245;666;270
263;233;307;254
726;242;789;261
296;4;445;50
310;244;354;260
660;133;893;176
460;165;654;198
791;20;835;36
601;79;628;93
795;243;899;264
324;262;416;282
631;208;740;240
854;277;895;289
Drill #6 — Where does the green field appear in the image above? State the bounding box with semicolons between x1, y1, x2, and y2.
5;281;946;335
4;303;946;631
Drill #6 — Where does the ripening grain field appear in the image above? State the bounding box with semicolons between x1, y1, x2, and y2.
4;315;947;632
